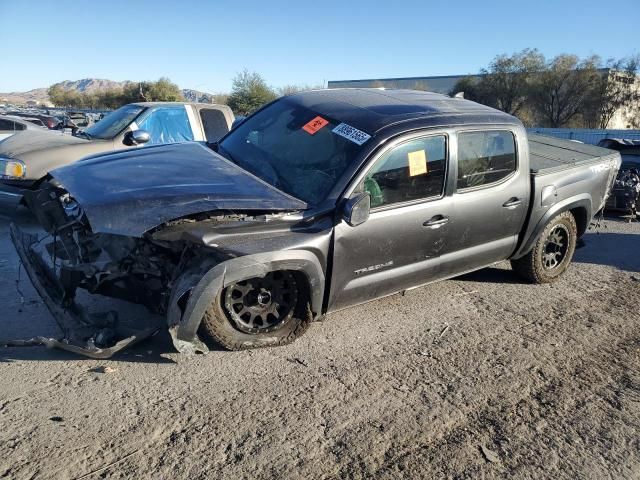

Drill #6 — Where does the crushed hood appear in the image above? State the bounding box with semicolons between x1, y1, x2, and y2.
50;142;308;236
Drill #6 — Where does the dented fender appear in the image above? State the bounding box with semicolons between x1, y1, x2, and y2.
168;250;325;354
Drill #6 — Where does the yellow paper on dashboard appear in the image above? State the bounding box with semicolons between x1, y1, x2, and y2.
408;150;428;176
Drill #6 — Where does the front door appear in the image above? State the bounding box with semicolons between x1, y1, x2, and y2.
329;132;454;312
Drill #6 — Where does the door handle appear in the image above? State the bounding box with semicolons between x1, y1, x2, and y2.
423;215;450;228
503;197;522;209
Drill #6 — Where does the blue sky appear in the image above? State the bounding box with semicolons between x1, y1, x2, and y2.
0;0;638;93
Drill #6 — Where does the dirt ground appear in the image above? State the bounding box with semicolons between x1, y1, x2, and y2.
0;212;638;480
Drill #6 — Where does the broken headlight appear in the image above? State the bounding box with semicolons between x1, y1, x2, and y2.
0;157;26;179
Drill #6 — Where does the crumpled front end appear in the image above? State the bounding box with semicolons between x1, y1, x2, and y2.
10;223;162;358
11;180;224;357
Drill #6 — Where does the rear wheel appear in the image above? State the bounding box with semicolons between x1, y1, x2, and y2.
511;211;577;284
199;271;312;350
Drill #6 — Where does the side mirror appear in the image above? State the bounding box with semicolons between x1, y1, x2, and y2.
343;192;370;227
123;129;150;146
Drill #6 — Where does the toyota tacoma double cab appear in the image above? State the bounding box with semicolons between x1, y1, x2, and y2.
10;89;620;357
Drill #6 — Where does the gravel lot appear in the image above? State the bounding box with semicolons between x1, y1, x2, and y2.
0;212;638;479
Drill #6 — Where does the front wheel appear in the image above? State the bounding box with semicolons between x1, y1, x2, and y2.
511;211;577;284
199;271;312;350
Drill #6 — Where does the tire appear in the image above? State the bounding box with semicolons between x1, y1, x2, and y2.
511;211;577;284
199;270;312;350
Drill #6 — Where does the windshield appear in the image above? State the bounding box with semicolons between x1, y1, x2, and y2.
83;105;145;140
218;98;368;204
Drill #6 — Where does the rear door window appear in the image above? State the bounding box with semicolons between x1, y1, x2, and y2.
457;131;516;189
200;108;229;142
358;135;447;208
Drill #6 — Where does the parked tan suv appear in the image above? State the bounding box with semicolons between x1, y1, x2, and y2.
0;102;234;210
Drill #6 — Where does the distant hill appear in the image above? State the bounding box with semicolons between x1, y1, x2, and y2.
0;78;214;105
0;87;50;104
54;78;129;93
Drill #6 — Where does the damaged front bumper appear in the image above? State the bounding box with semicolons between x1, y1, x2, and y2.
10;223;160;358
9;178;326;358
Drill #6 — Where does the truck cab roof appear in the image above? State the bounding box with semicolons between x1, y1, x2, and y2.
288;88;521;134
129;101;231;109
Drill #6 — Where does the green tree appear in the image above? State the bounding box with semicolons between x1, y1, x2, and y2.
277;84;323;96
529;54;601;127
227;70;277;115
477;49;545;115
451;49;544;116
211;93;230;105
47;78;184;109
47;85;67;106
144;77;184;102
121;78;184;103
99;88;126;109
450;76;482;102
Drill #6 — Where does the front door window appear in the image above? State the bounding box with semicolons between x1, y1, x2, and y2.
358;135;447;208
136;106;194;145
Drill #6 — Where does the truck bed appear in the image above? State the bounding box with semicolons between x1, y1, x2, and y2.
528;134;618;175
516;133;621;261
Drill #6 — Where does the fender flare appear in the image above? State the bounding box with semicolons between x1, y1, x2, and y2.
513;194;593;259
167;250;325;354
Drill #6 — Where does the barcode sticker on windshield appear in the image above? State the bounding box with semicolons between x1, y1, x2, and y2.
332;123;371;145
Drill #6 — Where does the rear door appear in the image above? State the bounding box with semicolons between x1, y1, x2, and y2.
439;127;529;276
329;131;455;311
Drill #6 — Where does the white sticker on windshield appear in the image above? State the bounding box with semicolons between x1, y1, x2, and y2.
332;123;371;145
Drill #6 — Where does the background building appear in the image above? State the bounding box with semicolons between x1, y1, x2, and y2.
328;75;466;95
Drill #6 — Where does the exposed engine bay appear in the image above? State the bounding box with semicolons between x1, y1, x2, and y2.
12;181;273;357
25;183;207;310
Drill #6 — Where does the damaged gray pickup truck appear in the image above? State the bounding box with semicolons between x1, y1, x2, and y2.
10;89;620;358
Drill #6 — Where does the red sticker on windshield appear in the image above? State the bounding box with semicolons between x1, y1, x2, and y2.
303;116;329;135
